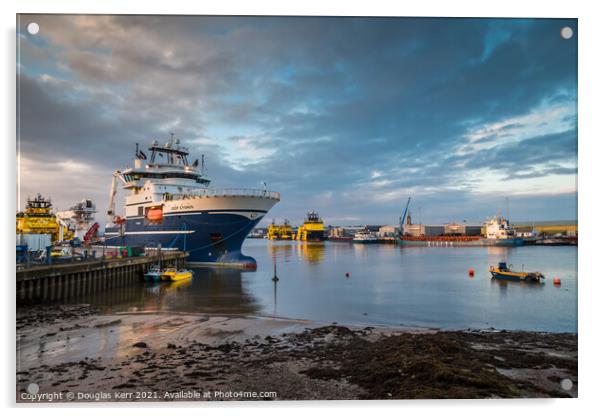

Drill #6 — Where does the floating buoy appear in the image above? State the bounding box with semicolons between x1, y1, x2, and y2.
468;268;475;277
553;277;561;286
345;272;350;278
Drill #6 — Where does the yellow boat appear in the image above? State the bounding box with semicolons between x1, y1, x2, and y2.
161;268;193;281
267;219;293;240
296;210;325;242
16;194;73;242
489;262;545;283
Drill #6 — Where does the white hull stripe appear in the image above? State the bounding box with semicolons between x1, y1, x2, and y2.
164;211;264;217
104;230;195;235
121;211;266;219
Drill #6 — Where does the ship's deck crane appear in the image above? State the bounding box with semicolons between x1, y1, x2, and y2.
399;197;411;236
107;170;124;226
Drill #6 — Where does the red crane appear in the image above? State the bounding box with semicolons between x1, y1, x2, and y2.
84;222;100;242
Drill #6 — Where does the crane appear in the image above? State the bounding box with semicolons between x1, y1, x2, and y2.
107;170;123;226
84;222;100;242
399;197;412;236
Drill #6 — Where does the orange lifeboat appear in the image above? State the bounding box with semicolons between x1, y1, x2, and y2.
146;207;164;222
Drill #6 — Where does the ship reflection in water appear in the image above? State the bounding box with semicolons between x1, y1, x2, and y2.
66;268;261;316
60;240;576;333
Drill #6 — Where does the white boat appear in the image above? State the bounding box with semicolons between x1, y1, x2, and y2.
353;230;378;243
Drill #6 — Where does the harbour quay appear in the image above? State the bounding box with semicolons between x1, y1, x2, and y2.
16;251;187;304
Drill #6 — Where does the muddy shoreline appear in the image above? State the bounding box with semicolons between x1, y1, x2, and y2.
16;305;577;401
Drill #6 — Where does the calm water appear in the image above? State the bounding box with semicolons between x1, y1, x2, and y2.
68;240;578;333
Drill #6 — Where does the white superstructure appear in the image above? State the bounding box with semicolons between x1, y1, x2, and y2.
484;215;517;240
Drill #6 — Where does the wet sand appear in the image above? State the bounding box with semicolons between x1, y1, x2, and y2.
16;305;577;401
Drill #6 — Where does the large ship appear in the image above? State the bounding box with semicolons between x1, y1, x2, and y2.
56;199;98;242
295;210;325;242
397;214;523;247
16;194;73;242
104;137;280;268
267;219;294;240
482;214;524;246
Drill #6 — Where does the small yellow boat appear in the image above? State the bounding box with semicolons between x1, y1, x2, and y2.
161;268;193;281
489;262;544;283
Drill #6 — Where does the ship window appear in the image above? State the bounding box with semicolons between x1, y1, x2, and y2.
138;207;143;216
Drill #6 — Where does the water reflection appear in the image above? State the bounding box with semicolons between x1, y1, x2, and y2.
267;241;294;261
267;241;326;264
490;277;545;292
65;268;260;315
56;240;576;332
296;243;325;264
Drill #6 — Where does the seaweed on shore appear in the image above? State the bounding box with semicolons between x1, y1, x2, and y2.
299;329;577;399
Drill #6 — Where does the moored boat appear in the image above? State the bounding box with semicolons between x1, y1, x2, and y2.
352;230;378;243
144;265;163;282
161;268;193;281
489;262;544;283
296;211;325;242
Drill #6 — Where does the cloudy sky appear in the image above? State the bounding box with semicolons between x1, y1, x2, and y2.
17;15;577;227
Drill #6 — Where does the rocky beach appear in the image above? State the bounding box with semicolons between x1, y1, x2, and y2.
16;305;578;402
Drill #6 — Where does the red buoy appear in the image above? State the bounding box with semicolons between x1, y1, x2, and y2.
553;277;561;286
468;268;475;277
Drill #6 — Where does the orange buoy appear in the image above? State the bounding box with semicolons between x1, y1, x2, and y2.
468;268;475;277
553;277;561;286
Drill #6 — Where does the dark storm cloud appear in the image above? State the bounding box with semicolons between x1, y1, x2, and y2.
17;15;577;224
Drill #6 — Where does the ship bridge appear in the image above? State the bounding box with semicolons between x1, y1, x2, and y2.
121;137;211;188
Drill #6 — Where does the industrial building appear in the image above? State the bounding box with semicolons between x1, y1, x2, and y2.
513;221;578;237
378;225;399;238
403;224;445;237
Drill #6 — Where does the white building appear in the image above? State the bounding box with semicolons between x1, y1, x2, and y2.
378;225;399;238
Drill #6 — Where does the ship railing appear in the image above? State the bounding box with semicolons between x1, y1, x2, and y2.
163;188;280;201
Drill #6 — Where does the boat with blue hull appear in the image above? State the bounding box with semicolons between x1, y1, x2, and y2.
104;137;279;268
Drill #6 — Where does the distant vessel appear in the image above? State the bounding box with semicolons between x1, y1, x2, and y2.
490;262;544;283
295;210;325;242
104;136;280;268
352;230;378;243
56;199;98;242
397;212;524;247
482;214;524;246
267;219;293;240
16;194;72;242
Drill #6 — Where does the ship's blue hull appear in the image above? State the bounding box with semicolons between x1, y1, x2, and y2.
105;210;263;267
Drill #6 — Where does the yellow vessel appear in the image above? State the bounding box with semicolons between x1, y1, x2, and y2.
296;210;325;242
267;219;294;240
489;262;545;283
161;268;193;281
16;194;72;242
